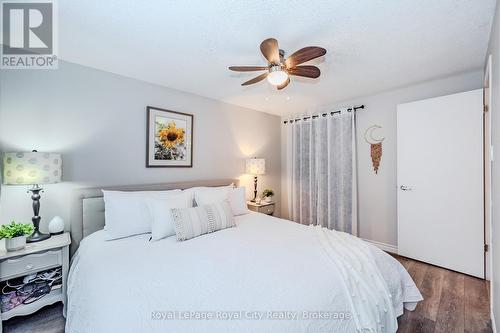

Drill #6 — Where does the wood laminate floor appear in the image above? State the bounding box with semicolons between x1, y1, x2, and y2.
395;255;492;333
2;256;491;333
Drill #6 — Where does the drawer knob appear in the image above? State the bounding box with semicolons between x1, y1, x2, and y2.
25;263;34;270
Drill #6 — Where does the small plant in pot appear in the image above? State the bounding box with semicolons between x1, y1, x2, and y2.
262;189;274;203
0;221;34;252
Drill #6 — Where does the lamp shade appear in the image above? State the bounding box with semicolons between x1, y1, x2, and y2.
2;152;62;185
245;158;265;175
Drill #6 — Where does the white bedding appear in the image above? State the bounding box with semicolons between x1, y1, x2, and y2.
66;212;422;333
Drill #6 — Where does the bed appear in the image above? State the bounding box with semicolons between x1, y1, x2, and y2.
66;179;422;333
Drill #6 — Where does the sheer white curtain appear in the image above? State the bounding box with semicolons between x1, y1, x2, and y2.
284;110;358;235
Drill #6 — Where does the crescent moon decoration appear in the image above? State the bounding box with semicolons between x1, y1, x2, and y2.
364;125;385;174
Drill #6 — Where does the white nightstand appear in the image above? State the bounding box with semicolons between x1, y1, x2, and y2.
0;233;71;332
247;201;275;216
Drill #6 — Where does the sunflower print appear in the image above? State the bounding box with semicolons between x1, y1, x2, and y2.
157;122;185;148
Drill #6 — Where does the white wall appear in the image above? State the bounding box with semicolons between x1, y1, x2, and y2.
0;61;281;231
486;0;500;330
281;70;483;247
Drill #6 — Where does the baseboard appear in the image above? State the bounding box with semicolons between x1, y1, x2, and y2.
362;238;398;254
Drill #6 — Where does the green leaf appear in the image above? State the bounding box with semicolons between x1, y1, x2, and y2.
0;221;34;239
262;189;274;197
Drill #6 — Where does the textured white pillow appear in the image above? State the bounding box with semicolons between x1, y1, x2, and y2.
102;189;181;240
147;193;191;241
172;201;235;241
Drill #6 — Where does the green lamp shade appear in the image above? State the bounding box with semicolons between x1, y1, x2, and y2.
2;152;62;185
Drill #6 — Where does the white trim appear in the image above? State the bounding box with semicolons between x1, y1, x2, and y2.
485;54;495;328
362;238;398;254
493;307;497;333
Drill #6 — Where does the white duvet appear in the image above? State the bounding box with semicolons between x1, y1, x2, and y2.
66;212;422;333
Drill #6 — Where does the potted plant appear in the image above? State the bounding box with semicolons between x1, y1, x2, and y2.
262;189;274;203
0;221;34;252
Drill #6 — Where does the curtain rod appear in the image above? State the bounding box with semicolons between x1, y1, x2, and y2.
282;105;365;124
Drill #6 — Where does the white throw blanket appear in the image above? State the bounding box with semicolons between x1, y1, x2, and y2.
66;212;422;333
313;225;397;332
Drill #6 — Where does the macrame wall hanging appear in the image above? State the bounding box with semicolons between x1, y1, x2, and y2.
364;125;385;174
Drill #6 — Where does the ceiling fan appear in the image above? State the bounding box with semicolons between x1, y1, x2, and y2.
229;38;326;90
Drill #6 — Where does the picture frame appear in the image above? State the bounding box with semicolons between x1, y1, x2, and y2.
146;106;193;167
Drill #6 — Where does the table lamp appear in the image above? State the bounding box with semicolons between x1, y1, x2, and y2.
245;158;265;202
2;150;62;242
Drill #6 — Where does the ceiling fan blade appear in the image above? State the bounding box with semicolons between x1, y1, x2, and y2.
242;72;268;86
277;77;290;90
285;47;326;68
288;65;320;78
260;38;280;64
229;66;267;72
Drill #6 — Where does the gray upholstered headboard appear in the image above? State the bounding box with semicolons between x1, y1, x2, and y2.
69;179;239;256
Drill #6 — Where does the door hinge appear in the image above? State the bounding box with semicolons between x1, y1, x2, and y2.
484;105;489;113
484;244;489;252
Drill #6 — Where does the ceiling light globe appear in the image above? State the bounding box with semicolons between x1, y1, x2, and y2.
267;68;288;86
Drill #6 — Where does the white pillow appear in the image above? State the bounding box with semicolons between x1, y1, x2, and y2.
195;187;249;216
229;187;249;216
147;194;191;241
172;201;235;241
102;189;182;240
194;187;230;206
184;184;234;207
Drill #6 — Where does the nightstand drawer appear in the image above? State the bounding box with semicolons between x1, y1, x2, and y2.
261;205;274;215
0;249;62;280
247;201;275;216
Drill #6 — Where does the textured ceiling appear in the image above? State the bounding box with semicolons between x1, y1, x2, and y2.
59;0;496;116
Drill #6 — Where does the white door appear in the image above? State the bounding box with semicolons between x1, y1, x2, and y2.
397;89;484;278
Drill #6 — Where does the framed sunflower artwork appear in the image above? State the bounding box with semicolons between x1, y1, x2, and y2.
146;106;193;167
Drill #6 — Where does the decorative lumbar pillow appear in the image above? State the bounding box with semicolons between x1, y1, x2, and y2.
102;189;182;240
147;193;192;241
171;201;235;241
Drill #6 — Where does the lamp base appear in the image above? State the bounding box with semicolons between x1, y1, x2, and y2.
252;175;258;202
27;230;51;243
27;185;51;243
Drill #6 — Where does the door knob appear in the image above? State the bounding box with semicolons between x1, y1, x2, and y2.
400;185;412;191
